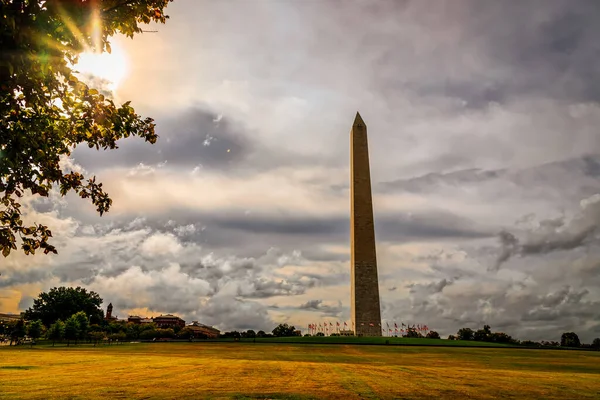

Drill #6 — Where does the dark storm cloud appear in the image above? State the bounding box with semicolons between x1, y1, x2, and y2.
358;0;600;107
492;194;600;270
521;287;598;322
0;268;51;288
377;211;493;241
420;279;453;294
208;209;492;245
215;215;347;236
299;300;322;310
383;278;600;342
380;154;600;195
381;168;505;193
72;108;252;171
238;278;307;299
298;299;342;316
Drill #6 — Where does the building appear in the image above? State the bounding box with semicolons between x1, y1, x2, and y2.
128;315;155;325
350;113;382;337
105;303;118;322
154;314;185;329
128;315;142;324
186;321;220;339
0;313;22;323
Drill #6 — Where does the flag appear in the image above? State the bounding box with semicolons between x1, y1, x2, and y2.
386;322;389;328
344;321;347;326
330;322;333;327
369;323;374;327
402;322;406;327
336;322;340;326
394;323;398;328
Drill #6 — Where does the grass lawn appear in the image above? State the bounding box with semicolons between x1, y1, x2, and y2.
1;342;599;399
235;336;513;347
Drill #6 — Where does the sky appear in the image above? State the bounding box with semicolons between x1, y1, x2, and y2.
2;0;600;341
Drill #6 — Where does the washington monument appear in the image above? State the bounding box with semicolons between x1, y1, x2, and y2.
350;112;382;337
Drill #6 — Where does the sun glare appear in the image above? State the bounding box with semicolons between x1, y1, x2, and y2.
74;42;127;92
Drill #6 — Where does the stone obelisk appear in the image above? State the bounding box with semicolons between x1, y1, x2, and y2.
350;112;382;337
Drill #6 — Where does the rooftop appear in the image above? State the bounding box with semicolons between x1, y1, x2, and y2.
155;314;183;319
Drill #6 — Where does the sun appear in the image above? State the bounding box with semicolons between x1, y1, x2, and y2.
74;41;127;92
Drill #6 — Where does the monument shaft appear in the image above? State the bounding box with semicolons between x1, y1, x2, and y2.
350;112;382;337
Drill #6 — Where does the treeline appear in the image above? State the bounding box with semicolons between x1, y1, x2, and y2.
219;324;301;339
0;312;213;346
448;325;600;349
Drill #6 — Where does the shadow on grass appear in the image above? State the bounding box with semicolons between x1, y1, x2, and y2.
0;365;38;370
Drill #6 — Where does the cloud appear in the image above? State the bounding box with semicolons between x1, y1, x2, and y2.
298;299;343;317
493;193;600;270
72;108;254;172
5;0;600;342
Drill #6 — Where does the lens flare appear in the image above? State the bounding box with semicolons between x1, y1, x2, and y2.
75;42;127;92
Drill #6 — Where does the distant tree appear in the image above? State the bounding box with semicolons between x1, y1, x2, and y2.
244;329;256;338
64;316;80;346
156;328;175;339
72;311;90;341
125;323;139;340
46;320;65;346
457;328;474;341
10;319;26;345
177;327;195;340
139;329;158;340
489;332;512;344
26;319;44;345
108;321;127;334
447;334;456;340
561;332;581;348
404;327;423;338
521;340;541;347
472;325;491;342
272;323;296;337
108;332;127;344
316;332;325;337
426;331;440;339
24;287;103;327
591;338;600;350
220;331;241;339
304;334;312;337
257;330;266;338
89;331;106;346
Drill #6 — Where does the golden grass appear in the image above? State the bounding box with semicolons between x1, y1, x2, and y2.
1;343;599;399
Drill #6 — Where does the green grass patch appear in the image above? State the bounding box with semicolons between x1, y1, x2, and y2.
1;342;599;399
236;335;513;347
